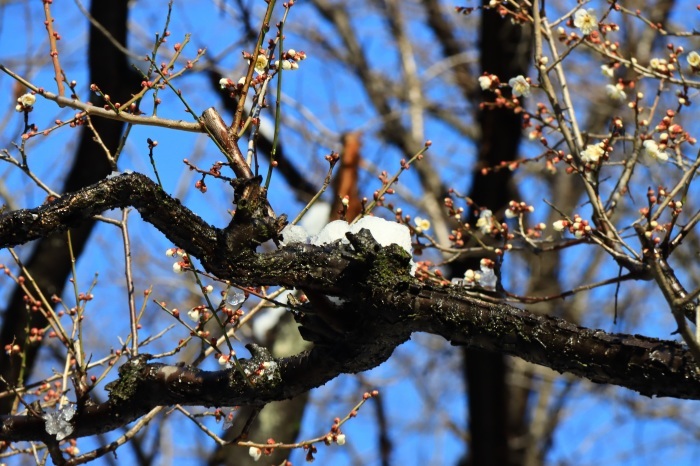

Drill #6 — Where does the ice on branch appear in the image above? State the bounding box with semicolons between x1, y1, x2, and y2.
44;404;76;441
313;220;350;246
282;217;415;274
312;217;412;253
280;224;310;246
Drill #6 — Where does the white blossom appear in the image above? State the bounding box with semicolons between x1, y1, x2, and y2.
249;447;262;462
508;75;531;98
414;217;431;233
15;93;35;111
573;9;598;35
336;434;346;445
605;83;627;102
688;51;700;69
44;405;76;441
275;60;292;70
250;54;268;75
580;143;605;164
642;139;669;163
187;308;201;322
552;220;567;231
601;64;615;78
219;78;230;89
475;210;494;235
478;75;493;91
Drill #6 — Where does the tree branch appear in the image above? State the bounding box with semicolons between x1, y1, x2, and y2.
0;173;699;443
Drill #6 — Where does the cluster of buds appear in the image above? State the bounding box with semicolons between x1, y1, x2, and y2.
654;110;695;145
64;440;80;457
185;304;209;323
28;327;44;343
505;200;534;218
166;248;191;273
273;48;306;71
553;214;591;238
453;258;498;290
443;195;465;222
641;220;668;245
475;209;507;236
642;186;683;217
649;57;674;76
217;352;235;368
4;343;20;356
324;417;346;446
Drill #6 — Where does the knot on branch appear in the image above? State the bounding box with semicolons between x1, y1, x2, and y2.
228;344;282;392
104;354;155;403
223;176;287;254
345;228;412;296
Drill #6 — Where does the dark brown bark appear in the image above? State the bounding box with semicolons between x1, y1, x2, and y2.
0;173;698;446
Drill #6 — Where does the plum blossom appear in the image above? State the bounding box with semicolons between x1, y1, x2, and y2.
573;9;598;35
687;51;700;70
478;75;493;91
249;447;262;461
553;220;567;231
249;54;268;75
187;308;201;322
475;209;494;235
414;217;431;233
15;93;35;111
601;64;615;78
508;75;531;98
606;83;627;102
642;139;669;163
580;142;605;164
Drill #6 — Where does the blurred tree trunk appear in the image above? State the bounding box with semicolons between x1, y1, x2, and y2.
455;4;532;465
0;0;136;413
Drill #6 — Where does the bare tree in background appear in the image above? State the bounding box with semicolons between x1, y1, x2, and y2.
1;1;700;465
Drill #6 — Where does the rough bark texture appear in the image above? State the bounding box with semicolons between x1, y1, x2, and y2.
0;173;698;444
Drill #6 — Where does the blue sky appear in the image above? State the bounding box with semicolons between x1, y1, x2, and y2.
2;1;700;465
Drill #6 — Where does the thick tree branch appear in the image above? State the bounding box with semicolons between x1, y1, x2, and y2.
0;174;699;443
